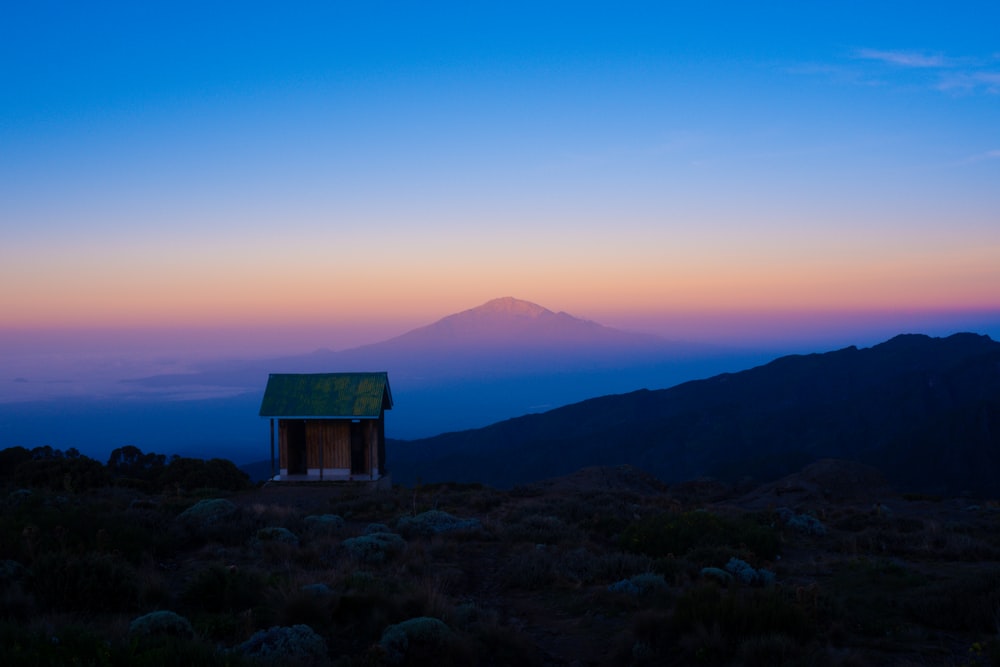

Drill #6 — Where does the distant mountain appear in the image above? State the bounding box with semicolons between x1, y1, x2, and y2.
313;297;714;382
128;297;706;386
388;333;1000;496
367;296;667;349
125;297;766;439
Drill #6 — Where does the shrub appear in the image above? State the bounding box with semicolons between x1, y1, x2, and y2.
235;624;327;662
379;616;453;665
776;508;827;536
107;446;166;482
301;583;332;596
255;526;300;546
700;567;734;585
5;488;33;509
397;510;481;536
725;557;776;586
128;610;195;639
501;513;578;544
177;498;238;525
559;547;653;585
161;456;250;492
342;532;406;563
607;573;668;597
303;514;344;533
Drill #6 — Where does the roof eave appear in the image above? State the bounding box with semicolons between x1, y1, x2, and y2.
259;414;383;420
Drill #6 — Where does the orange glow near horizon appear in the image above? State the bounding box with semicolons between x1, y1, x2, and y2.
2;221;998;338
3;258;999;331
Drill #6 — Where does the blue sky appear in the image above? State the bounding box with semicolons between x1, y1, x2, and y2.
2;2;999;357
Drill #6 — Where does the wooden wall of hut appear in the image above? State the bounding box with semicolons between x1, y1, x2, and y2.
277;417;384;476
306;421;352;470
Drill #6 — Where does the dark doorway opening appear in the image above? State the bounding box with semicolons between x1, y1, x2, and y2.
287;420;307;475
350;422;366;475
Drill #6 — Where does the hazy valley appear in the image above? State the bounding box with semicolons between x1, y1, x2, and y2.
1;298;774;464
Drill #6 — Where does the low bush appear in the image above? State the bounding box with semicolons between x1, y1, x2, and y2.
559;546;653;584
177;498;238;525
255;526;300;546
128;610;195;639
501;513;580;545
724;557;776;586
235;624;327;663
379;616;455;665
776;508;827;536
303;514;344;534
700;567;734;585
343;532;406;564
607;573;669;597
397;510;482;537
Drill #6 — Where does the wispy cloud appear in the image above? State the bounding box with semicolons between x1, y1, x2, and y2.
854;48;949;68
937;71;1000;95
952;149;1000;167
829;48;1000;95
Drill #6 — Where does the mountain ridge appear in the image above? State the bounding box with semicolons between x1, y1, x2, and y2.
388;331;1000;496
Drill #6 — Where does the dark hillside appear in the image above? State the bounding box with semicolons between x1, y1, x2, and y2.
390;333;1000;495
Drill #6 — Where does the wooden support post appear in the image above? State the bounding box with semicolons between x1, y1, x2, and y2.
269;418;275;481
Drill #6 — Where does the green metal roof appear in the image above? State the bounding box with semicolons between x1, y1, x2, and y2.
259;372;393;418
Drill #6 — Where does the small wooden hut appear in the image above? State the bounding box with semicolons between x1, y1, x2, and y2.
259;372;393;482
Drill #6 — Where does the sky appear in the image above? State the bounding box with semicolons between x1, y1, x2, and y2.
2;1;1000;362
